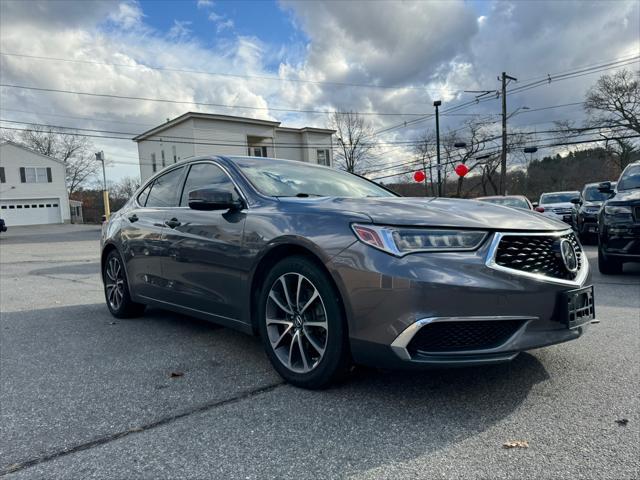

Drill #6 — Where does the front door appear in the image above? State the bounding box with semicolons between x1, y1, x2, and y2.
162;162;248;322
121;166;185;301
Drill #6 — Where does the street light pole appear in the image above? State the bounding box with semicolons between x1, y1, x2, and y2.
96;151;111;221
434;100;442;197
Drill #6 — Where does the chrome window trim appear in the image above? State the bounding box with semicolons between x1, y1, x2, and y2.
133;160;249;210
390;315;537;361
485;229;589;287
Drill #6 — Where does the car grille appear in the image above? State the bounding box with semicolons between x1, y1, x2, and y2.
551;207;573;215
407;320;525;354
494;232;583;280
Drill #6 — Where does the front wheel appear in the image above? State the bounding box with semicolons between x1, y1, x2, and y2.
257;256;350;389
103;250;146;318
598;245;623;275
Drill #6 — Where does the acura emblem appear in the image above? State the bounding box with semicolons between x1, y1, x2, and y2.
559;239;578;273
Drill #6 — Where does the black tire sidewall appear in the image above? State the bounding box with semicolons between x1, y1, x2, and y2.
103;250;142;318
257;256;349;389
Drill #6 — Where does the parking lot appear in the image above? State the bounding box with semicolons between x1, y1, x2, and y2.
0;224;638;479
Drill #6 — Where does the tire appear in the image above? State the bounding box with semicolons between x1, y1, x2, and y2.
598;245;623;275
103;250;146;318
257;255;350;389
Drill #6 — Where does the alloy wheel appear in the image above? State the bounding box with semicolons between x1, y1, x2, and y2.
105;256;126;311
265;273;328;374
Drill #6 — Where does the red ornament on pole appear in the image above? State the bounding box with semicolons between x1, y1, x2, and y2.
454;164;469;177
413;171;426;183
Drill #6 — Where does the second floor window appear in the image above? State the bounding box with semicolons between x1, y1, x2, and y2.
21;167;51;183
317;149;330;166
161;150;166;168
172;146;177;163
151;153;157;173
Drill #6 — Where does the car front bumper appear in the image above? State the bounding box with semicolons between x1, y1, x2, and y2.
600;220;640;260
327;232;593;368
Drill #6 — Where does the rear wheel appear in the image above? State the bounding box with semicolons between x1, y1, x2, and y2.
103;250;146;318
257;256;350;389
598;245;623;275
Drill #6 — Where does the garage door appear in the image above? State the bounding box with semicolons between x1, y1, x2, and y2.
0;199;62;226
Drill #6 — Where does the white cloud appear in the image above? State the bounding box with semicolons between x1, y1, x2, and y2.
0;0;638;182
197;0;213;8
108;1;143;30
168;20;192;40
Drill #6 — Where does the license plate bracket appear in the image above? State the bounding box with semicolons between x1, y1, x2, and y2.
558;285;595;329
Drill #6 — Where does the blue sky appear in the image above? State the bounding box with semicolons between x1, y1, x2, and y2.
136;0;308;70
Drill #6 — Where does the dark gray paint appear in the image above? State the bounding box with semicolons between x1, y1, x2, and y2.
101;155;592;368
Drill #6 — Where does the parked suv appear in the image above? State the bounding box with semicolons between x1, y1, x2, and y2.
597;162;640;274
538;191;580;229
575;182;616;242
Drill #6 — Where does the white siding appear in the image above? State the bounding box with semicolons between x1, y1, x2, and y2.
0;143;70;223
274;130;303;161
137;119;195;181
136;115;335;182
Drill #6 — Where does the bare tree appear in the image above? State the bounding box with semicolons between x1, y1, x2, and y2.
2;125;100;195
328;111;377;174
585;69;640;134
111;176;141;200
412;130;436;196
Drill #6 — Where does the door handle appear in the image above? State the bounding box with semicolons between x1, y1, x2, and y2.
128;214;138;223
165;218;181;229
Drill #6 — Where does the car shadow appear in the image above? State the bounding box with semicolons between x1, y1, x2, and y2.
1;302;551;476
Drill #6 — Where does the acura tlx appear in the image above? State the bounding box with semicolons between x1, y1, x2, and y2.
101;156;595;389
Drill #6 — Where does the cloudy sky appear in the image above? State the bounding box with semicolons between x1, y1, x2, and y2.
0;0;638;183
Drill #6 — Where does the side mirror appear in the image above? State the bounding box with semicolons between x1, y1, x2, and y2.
534;206;545;213
570;197;581;205
597;181;614;195
188;188;242;211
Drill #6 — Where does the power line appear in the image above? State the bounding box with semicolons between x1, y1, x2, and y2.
369;133;640;181
0;51;461;94
368;56;640;138
0;83;432;117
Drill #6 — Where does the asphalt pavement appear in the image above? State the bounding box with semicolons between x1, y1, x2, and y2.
1;225;638;479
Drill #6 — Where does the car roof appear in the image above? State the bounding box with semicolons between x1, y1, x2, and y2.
583;181;616;188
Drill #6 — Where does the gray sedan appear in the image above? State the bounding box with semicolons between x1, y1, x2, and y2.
101;156;595;388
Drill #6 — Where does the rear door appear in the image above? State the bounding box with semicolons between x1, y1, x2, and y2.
120;166;185;300
161;161;248;322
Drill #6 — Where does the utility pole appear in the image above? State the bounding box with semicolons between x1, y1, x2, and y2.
434;100;442;197
499;72;517;195
96;151;111;221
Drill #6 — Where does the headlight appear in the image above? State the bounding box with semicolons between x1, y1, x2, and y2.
604;205;632;215
351;224;488;256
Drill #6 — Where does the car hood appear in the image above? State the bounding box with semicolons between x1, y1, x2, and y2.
608;188;640;203
582;201;603;208
280;197;568;231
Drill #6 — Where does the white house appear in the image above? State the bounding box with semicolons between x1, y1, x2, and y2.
0;141;71;225
133;112;335;181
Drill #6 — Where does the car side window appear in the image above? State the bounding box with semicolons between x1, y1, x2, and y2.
137;183;152;206
180;163;239;207
145;167;185;208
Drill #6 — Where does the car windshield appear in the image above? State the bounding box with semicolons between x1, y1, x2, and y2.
539;192;578;204
583;185;612;202
478;197;530;209
617;165;640;191
232;157;396;198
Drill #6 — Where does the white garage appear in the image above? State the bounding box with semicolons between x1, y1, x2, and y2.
0;198;63;226
0;141;71;226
